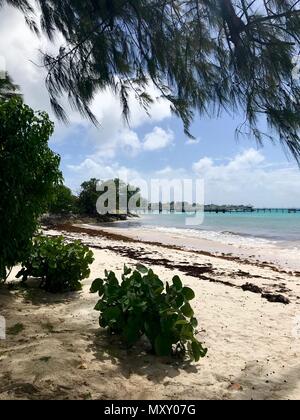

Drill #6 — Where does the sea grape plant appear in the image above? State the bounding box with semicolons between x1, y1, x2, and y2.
91;265;207;361
0;98;62;282
17;236;94;293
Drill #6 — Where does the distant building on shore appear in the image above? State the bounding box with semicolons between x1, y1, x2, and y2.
146;202;254;213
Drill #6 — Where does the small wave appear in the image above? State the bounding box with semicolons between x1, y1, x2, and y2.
221;231;244;237
141;225;275;247
220;230;276;242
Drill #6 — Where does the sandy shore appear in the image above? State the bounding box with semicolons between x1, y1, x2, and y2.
79;222;300;272
1;223;300;400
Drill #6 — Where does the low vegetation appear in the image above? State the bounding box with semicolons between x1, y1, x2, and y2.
77;178;141;218
0;98;62;282
48;184;78;215
17;236;94;293
91;265;207;361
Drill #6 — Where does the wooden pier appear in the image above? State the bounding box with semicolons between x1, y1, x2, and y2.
148;205;300;214
204;208;300;214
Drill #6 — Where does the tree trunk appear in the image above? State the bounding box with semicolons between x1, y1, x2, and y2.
219;0;245;46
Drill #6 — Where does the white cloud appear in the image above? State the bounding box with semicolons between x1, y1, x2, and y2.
66;159;142;192
193;149;265;176
155;166;174;175
143;127;174;151
0;6;51;112
186;137;201;145
124;89;172;128
0;5;172;157
155;166;186;177
192;149;300;207
227;148;265;171
193;157;214;174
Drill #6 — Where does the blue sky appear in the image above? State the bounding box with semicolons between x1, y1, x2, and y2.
1;5;300;207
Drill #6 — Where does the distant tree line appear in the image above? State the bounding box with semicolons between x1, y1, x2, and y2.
48;178;141;219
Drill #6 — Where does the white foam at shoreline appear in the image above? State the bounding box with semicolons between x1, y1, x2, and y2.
138;225;278;248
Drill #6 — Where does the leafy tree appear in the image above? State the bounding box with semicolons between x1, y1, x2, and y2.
1;1;300;160
103;178;140;214
78;177;140;217
0;98;62;281
78;178;100;217
48;184;78;215
0;73;21;100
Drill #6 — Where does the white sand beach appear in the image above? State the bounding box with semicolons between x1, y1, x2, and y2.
1;223;300;400
79;221;300;272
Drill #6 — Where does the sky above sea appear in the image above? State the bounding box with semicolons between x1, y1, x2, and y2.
1;4;300;208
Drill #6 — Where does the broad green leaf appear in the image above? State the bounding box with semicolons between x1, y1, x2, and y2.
160;314;178;332
192;340;208;360
181;323;194;339
123;265;132;275
103;306;122;322
154;335;172;357
191;341;202;362
99;317;108;328
90;278;104;293
94;300;106;312
123;317;141;345
136;264;148;274
181;303;194;318
175;319;189;326
191;317;198;328
144;319;160;342
182;287;195;301
175;294;184;308
172;276;182;290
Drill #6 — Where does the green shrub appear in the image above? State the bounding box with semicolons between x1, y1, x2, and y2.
78;177;141;217
0;98;62;282
78;178;100;217
91;265;207;361
48;184;78;215
17;236;94;293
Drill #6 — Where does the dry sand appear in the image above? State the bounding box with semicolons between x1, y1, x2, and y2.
1;223;300;400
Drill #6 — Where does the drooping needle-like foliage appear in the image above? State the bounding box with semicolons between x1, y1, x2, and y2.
1;1;300;160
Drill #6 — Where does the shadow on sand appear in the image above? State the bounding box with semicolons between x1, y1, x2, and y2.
4;278;82;307
229;361;300;400
88;329;198;383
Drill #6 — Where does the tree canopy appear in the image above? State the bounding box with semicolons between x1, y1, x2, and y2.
78;178;140;216
2;0;300;160
0;73;20;100
48;184;78;215
78;178;101;217
0;98;62;281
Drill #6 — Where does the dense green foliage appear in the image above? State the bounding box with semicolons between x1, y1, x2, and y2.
2;0;300;159
0;73;20;100
48;184;78;215
78;178;140;217
0;98;62;282
17;236;94;293
91;265;207;361
78;178;100;217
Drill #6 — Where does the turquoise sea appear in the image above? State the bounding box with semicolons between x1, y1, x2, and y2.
106;211;300;247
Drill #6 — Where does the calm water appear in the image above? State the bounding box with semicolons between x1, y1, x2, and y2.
108;211;300;247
